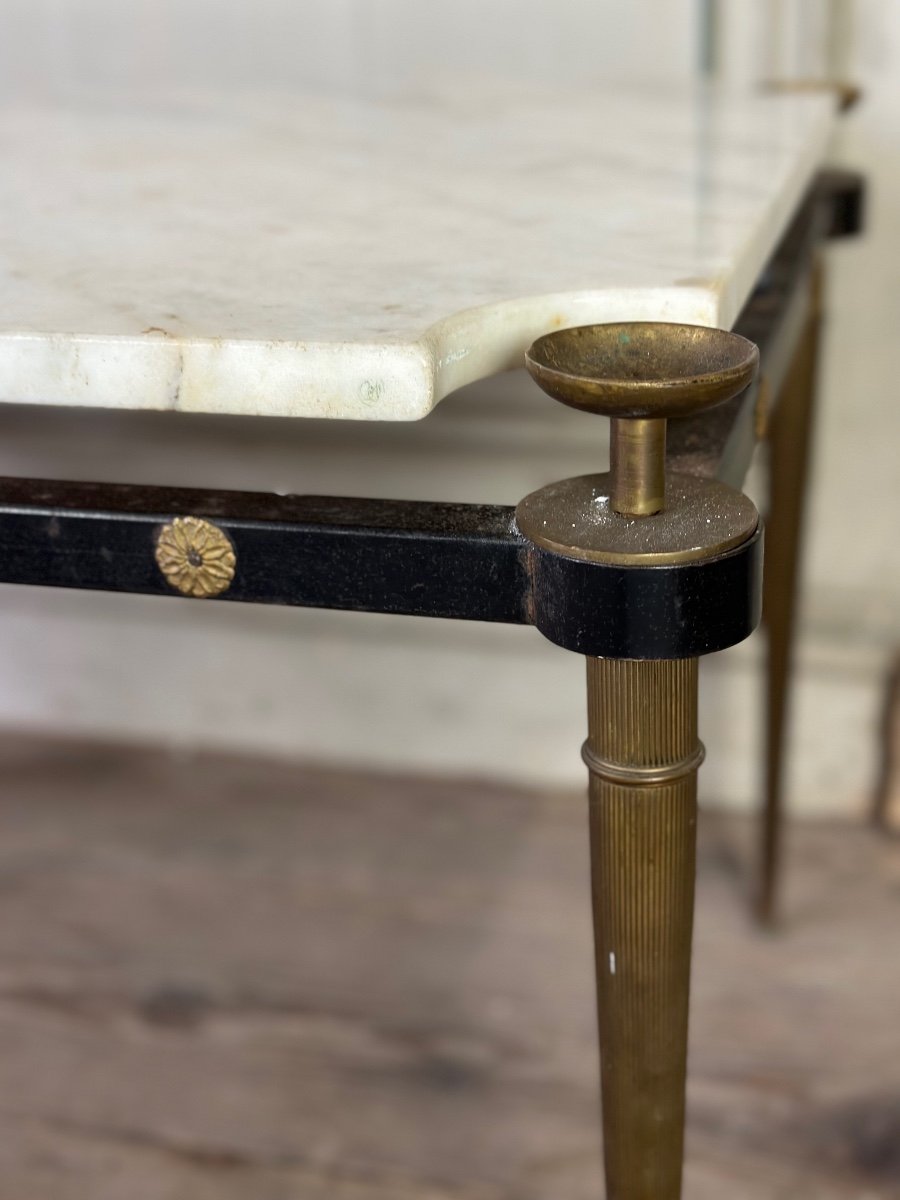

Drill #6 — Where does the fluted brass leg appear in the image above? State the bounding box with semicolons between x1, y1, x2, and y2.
585;656;701;1200
521;320;759;1196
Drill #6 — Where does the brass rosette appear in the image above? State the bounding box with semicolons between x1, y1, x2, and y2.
155;516;236;598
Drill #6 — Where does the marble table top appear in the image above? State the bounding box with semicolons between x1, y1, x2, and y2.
0;84;834;420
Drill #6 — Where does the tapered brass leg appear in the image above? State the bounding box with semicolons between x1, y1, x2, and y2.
759;260;823;925
520;320;761;1199
585;656;701;1200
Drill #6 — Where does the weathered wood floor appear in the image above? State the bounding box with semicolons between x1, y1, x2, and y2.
0;733;897;1199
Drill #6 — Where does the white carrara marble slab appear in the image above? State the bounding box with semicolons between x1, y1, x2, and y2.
0;85;834;420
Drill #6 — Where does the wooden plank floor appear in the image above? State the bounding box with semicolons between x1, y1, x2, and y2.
0;733;897;1199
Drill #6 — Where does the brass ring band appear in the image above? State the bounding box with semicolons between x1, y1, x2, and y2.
581;739;706;786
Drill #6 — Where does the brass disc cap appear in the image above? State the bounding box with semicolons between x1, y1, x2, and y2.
516;471;759;566
525;322;759;419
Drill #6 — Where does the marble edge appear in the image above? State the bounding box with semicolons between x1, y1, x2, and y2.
711;94;837;340
0;294;713;422
428;95;837;409
0;334;435;421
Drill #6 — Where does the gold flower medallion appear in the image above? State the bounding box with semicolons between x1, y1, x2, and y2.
155;516;236;598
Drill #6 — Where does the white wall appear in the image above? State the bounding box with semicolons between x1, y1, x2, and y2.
0;1;895;817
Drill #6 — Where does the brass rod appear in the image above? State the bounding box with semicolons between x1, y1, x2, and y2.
586;656;700;1200
610;418;666;516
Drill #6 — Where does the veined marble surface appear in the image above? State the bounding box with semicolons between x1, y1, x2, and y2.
0;84;834;420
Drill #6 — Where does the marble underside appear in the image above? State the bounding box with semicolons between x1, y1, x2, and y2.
0;84;834;419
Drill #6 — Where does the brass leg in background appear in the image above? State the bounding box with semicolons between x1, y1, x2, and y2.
759;261;823;926
872;649;900;831
585;656;702;1200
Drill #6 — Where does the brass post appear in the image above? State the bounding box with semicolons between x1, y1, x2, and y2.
586;657;701;1200
610;417;666;515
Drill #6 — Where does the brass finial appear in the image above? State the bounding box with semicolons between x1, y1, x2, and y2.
525;322;758;516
